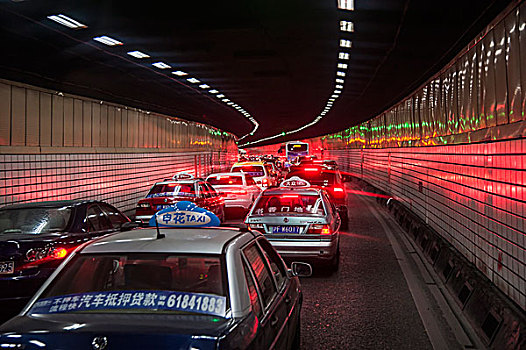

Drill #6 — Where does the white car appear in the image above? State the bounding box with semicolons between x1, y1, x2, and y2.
206;172;261;213
230;161;277;189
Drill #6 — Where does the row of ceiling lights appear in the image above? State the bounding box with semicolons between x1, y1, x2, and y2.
239;0;355;147
46;13;259;139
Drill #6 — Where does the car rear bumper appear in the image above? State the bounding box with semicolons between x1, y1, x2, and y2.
266;238;338;261
224;198;252;210
0;271;52;302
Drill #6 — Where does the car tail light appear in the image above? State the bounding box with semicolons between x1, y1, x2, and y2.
333;187;344;193
137;202;151;208
227;189;248;195
25;246;69;265
304;167;320;172
249;223;264;229
262;178;269;187
307;224;331;235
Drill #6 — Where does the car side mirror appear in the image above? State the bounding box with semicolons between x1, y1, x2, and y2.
290;262;312;277
120;221;139;231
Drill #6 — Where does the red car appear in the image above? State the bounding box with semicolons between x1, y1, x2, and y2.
135;173;225;225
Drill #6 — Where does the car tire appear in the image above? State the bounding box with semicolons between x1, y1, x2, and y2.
329;247;340;273
339;208;349;230
291;314;301;349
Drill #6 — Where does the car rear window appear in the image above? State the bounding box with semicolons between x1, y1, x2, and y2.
252;194;325;215
146;183;196;198
33;253;227;316
231;165;265;177
287;170;338;187
0;207;72;235
207;175;243;186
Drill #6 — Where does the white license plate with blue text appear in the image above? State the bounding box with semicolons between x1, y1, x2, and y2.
272;226;301;234
0;261;14;274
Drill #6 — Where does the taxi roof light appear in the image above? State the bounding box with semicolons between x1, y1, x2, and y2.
172;172;194;180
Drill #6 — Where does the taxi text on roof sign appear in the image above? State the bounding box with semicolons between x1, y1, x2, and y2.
280;176;311;188
149;201;221;227
172;172;194;180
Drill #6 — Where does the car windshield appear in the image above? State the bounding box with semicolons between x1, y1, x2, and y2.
287;170;338;187
207;175;243;186
252;194;325;215
32;253;226;316
231;165;265;177
0;207;72;235
146;183;196;198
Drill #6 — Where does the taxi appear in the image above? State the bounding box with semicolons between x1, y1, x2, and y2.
135;173;225;225
0;203;311;350
244;177;341;271
206;172;261;214
231;161;278;189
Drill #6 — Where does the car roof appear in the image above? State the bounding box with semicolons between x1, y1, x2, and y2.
153;179;200;185
232;161;265;166
81;227;249;255
261;187;322;196
206;172;246;178
0;200;98;210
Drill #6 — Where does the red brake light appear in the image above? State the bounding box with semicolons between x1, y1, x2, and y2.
50;247;68;259
282;195;299;198
226;189;247;194
333;187;344;192
304;167;320;172
307;224;331;235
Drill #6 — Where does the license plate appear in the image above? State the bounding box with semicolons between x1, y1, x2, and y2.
271;226;301;234
0;261;14;274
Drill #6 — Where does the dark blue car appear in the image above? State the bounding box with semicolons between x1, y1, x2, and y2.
0;224;312;349
0;200;134;320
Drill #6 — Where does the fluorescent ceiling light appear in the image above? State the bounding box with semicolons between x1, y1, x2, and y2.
187;78;200;83
340;21;354;32
127;50;150;59
329;98;335;101
47;14;87;29
334;90;342;94
340;39;352;48
335;85;343;89
339;52;350;60
199;84;210;89
337;71;346;77
222;99;230;102
93;36;122;46
216;94;225;98
331;94;339;98
227;102;234;105
336;78;345;83
209;89;219;93
152;62;171;69
337;0;354;10
337;63;348;69
172;71;188;76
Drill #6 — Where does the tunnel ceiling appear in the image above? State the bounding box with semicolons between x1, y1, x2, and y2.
0;0;514;146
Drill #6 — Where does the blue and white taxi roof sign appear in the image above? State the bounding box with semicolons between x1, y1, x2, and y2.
172;172;194;180
280;176;311;188
149;201;220;227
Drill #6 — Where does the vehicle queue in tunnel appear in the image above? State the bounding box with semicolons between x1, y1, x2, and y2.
0;151;351;349
1;0;525;348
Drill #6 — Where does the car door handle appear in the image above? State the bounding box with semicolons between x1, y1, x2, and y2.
270;315;279;327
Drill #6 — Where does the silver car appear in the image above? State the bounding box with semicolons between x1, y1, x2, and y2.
245;177;341;271
0;226;312;350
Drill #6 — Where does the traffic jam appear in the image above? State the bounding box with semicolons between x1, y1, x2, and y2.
0;142;352;349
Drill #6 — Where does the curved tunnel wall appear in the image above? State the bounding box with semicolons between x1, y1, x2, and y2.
0;79;238;212
303;1;526;311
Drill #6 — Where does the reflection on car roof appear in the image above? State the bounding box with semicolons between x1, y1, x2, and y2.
82;227;246;255
262;187;321;196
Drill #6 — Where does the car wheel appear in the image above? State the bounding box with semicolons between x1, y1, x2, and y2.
291;314;301;349
339;208;349;230
329;247;340;273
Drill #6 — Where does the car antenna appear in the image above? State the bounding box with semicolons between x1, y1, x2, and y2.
154;215;165;239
